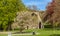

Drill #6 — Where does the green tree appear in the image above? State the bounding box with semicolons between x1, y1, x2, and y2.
0;0;26;31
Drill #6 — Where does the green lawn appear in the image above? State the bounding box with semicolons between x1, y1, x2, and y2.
0;29;60;36
0;34;7;36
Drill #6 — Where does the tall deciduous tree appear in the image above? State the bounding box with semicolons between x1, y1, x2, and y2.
0;0;26;31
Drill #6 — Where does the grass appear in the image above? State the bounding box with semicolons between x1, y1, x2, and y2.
0;34;7;36
0;29;60;36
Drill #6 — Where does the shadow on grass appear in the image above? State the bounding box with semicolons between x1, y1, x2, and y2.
50;34;60;36
12;32;32;34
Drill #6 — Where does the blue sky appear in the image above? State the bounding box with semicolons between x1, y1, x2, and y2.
22;0;52;10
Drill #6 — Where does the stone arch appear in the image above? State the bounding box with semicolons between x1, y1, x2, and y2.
33;12;44;29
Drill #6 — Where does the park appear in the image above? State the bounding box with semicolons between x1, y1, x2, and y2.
0;0;60;36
